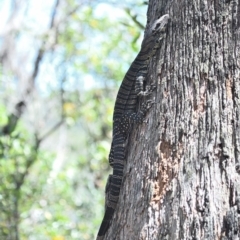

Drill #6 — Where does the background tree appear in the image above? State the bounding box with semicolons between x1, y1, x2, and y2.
102;0;240;239
0;0;147;239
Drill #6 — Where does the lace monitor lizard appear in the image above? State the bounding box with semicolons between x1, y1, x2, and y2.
97;14;169;240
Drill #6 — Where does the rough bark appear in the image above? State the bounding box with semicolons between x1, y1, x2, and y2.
104;0;240;239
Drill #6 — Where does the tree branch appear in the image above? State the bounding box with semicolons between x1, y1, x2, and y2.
38;120;64;143
124;8;145;30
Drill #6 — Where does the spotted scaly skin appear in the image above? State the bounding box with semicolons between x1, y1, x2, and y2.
97;14;169;240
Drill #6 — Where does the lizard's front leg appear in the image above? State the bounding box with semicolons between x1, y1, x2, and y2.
136;75;156;97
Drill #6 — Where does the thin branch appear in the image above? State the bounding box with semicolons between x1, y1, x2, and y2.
28;0;61;88
124;8;145;30
14;69;66;186
38;120;64;143
27;1;82;93
49;0;60;29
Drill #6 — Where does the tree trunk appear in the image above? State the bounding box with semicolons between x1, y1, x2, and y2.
104;0;240;239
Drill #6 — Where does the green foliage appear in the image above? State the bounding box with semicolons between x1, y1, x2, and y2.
0;104;48;239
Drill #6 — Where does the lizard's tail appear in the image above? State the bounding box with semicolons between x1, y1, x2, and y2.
96;207;115;239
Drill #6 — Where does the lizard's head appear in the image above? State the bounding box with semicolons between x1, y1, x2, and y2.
142;14;169;47
151;14;169;36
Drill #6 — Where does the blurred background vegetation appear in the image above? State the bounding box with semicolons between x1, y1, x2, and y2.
0;0;147;239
